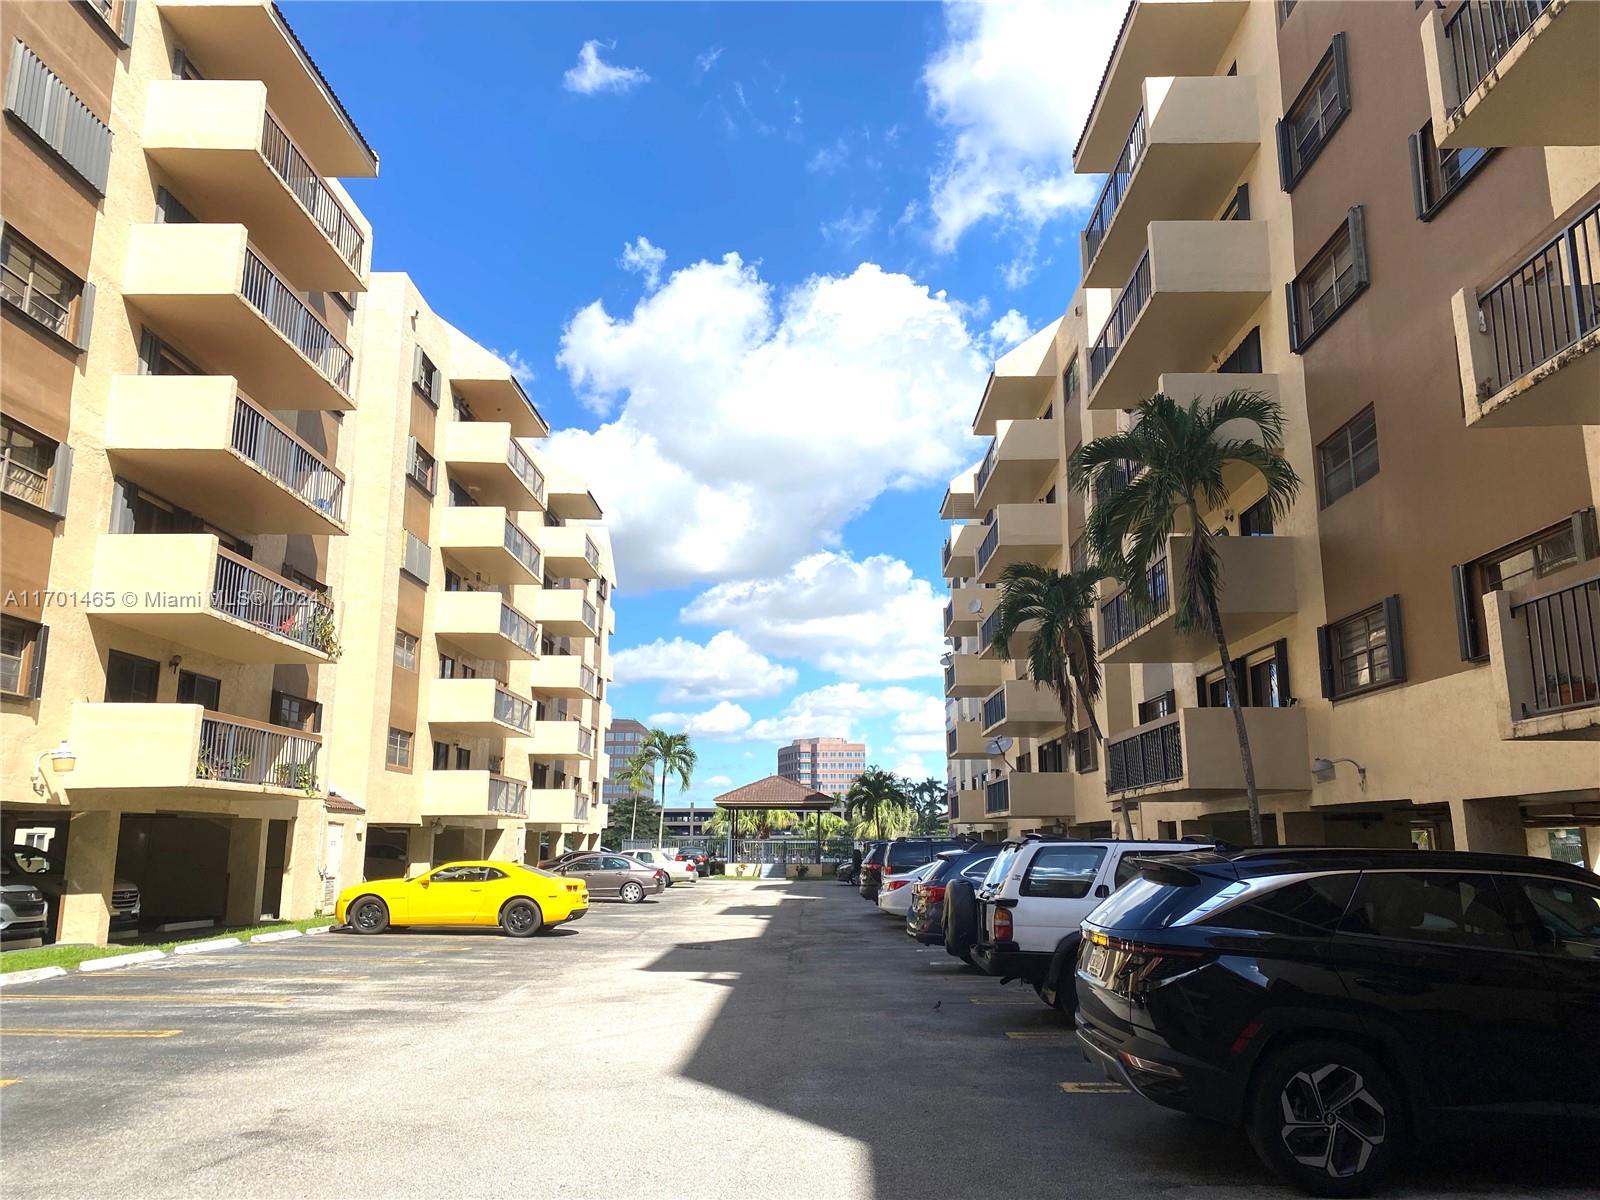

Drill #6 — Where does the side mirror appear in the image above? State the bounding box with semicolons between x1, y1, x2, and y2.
419;879;430;888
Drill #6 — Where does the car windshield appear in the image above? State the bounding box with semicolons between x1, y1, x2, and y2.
981;846;1019;891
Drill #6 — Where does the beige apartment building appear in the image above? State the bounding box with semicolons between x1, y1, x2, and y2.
944;0;1598;870
777;736;866;796
0;0;613;946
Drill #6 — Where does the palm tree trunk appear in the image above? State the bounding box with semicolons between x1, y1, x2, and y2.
656;769;667;847
1204;587;1263;846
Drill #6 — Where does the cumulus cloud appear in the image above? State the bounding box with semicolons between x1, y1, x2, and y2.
612;631;797;702
549;253;986;590
488;348;537;386
744;682;942;745
619;236;667;290
682;552;943;682
922;0;1123;254
647;701;752;738
563;40;649;95
704;774;733;788
984;309;1033;356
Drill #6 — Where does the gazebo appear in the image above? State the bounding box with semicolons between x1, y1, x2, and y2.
713;775;836;865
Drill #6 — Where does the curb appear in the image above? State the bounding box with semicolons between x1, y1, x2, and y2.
0;966;69;987
250;929;304;943
304;924;334;936
172;937;242;956
79;949;166;973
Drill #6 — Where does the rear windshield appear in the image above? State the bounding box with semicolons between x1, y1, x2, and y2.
863;845;884;866
886;843;936;872
1087;871;1238;930
981;846;1020;891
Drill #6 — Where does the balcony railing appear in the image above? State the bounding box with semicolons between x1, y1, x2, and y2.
232;396;343;520
504;519;541;576
1089;251;1152;388
1100;558;1171;648
508;440;546;503
943;600;955;630
1083;109;1148;269
1474;201;1599;402
579;664;597;695
977;517;1000;572
1444;0;1551;112
582;598;598;630
260;111;364;274
982;687;1007;729
1512;576;1600;719
196;712;320;789
946;727;958;755
499;603;538;654
2;448;48;507
241;249;352;394
985;778;1010;815
1106;716;1183;793
494;687;534;732
979;609;1002;653
577;725;595;756
1092;459;1139;508
488;774;527;817
975;439;999;497
944;664;956;692
213;549;332;652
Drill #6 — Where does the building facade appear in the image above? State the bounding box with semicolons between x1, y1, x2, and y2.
603;717;649;808
0;0;614;946
943;0;1598;869
776;736;865;797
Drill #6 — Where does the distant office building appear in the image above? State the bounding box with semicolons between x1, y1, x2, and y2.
605;719;651;807
777;737;866;796
662;806;712;839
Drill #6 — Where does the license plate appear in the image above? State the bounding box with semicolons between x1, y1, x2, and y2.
1085;943;1108;978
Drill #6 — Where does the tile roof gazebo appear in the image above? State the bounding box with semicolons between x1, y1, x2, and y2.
713;775;835;811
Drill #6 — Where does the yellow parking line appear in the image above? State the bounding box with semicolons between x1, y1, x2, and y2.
1004;1031;1074;1040
0;1078;19;1086
2;1028;182;1039
1;993;292;1007
1059;1081;1130;1094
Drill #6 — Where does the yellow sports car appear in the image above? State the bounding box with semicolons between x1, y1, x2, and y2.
335;860;587;937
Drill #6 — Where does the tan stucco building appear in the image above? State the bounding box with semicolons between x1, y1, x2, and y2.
1;0;613;946
944;0;1599;869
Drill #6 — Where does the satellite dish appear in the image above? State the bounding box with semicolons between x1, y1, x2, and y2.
986;736;1014;757
967;599;984;614
939;653;954;667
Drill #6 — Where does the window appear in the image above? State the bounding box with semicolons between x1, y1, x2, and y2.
429;865;484;883
386;727;412;768
402;532;431;584
1317;405;1379;507
1113;849;1182;890
270;690;320;732
1212;874;1358;936
1290;209;1368;351
1218;327;1262;375
413;349;439;405
1072;728;1097;774
1277;35;1350;190
1037;736;1067;774
1062;355;1080;408
104;650;159;703
1021;845;1107;899
1219;184;1250;222
1453;511;1597;661
176;670;220;710
1;416;60;509
1509;876;1600;959
406;439;436;494
1239;495;1274;537
154;186;197;225
1069;536;1088;576
1276;0;1298;23
1137;691;1176;723
3;42;113;193
1202;640;1292;708
1409;122;1492;221
1319;597;1405;699
1;226;89;347
0;617;46;698
393;630;418;671
1340;872;1515;950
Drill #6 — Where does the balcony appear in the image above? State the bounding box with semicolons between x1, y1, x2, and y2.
1075;0;1251;173
422;772;528;820
1087;221;1270;412
973;417;1060;510
984;773;1073;821
525;787;589;825
1422;0;1599;150
1483;568;1600;740
1105;707;1310;797
535;527;602;580
975;503;1062;584
142;81;364;291
89;535;335;665
529;589;599;639
529;655;599;699
441;422;545;511
1098;535;1296;664
450;344;549;438
123;224;354;410
155;0;378;178
105;375;343;536
972;322;1061;435
980;680;1063;737
1081;75;1260;288
543;477;603;521
946;719;991;760
977;609;1034;661
527;719;596;762
427;678;534;738
65;704;320;803
942;523;985;580
945;584;995;636
940;468;979;521
944;655;1003;699
438;507;541;586
1157;371;1284;495
433;591;539;660
953;785;1001;826
1454;201;1600;429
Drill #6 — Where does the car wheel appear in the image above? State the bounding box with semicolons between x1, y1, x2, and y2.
1246;1040;1407;1198
500;898;543;938
348;896;389;935
620;881;645;904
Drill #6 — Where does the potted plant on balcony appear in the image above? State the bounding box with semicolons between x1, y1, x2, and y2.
308;606;342;660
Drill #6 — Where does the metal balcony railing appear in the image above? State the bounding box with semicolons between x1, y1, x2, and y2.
1444;0;1551;111
212;549;332;652
943;600;955;630
1106;716;1183;793
1100;558;1171;648
975;439;999;497
259;111;364;274
1474;201;1599;402
944;664;956;693
1092;459;1139;508
985;777;1010;815
499;603;538;654
1511;576;1600;718
1089;251;1152;388
196;712;320;789
946;727;958;755
977;517;1000;572
241;249;353;393
508;440;546;502
504;520;540;576
577;725;594;755
232;396;343;520
579;664;597;695
979;609;1002;653
488;774;527;817
582;598;598;630
982;686;1007;730
584;537;601;569
494;687;534;732
1083;109;1148;269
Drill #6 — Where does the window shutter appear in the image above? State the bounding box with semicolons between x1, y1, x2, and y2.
1407;130;1429;220
48;443;72;516
1383;594;1407;682
1451;564;1479;661
119;0;139;44
406;436;417;477
429;365;441;407
1274;117;1293;191
411;345;424;389
1347;205;1369;289
1285;282;1303;354
74;281;95;352
1195;673;1208;708
1331;32;1351;114
1316;624;1336;699
402;532;431;585
1273;638;1293;706
108;478;137;533
26;624;49;699
4;43;112;194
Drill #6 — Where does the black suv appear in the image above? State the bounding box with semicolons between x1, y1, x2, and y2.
1076;848;1600;1196
858;836;968;901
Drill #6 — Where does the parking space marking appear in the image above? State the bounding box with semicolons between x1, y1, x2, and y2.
1;993;293;1007
183;953;428;964
2;1028;182;1039
0;1078;18;1086
1058;1081;1130;1094
1004;1031;1074;1040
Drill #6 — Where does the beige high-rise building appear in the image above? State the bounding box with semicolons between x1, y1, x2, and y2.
0;0;614;946
777;736;866;796
943;0;1598;869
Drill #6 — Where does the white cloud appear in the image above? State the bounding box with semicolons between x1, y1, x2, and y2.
648;701;752;738
820;206;879;247
563;40;649;95
704;774;733;788
695;46;724;78
549;253;987;590
612;631;797;702
806;138;850;174
619;236;667;291
742;682;940;745
922;0;1123;255
488;348;537;386
682;552;943;682
984;308;1033;356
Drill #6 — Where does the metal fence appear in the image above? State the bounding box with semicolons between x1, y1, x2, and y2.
1444;0;1550;109
241;249;353;393
197;713;320;789
232;397;343;520
260;111;365;273
1090;251;1152;387
1511;576;1600;718
1100;558;1170;649
1106;717;1184;793
1083;108;1148;268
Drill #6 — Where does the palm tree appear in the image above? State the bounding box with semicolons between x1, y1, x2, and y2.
619;759;655;841
844;767;911;841
1069;389;1301;846
632;729;697;847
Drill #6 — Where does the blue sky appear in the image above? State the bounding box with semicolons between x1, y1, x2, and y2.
285;0;1125;810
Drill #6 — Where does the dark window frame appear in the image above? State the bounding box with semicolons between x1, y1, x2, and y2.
1408;121;1495;221
1452;509;1598;662
104;649;160;703
1289;207;1369;353
1318;596;1406;701
1317;403;1379;508
0;615;48;699
1276;34;1351;192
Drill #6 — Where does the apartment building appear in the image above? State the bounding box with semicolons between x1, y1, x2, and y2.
604;716;650;808
0;1;614;945
944;0;1598;870
776;736;865;796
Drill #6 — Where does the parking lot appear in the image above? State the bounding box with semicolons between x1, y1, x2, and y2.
0;879;1592;1199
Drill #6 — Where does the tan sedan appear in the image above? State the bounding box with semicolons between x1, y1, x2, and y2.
547;854;665;904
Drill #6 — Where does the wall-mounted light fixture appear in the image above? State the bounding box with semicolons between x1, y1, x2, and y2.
1311;756;1367;789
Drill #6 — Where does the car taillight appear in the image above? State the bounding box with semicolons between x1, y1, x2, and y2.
1098;936;1212;999
993;907;1013;941
886;879;908;891
925;885;946;903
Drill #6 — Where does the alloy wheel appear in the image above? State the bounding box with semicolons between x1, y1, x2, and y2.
353;901;383;932
505;905;534;934
1278;1062;1387;1179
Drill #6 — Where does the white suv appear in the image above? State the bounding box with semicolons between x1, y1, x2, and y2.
968;835;1209;1012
